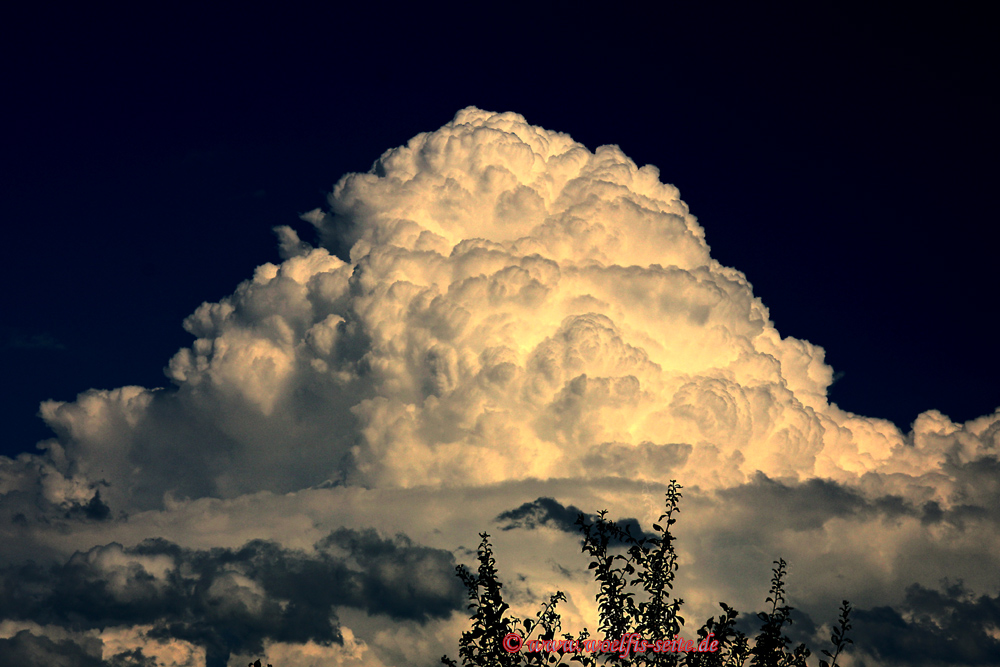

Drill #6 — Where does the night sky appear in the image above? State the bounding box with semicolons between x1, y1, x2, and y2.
4;4;996;457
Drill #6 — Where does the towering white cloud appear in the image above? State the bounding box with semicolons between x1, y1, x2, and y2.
2;108;999;666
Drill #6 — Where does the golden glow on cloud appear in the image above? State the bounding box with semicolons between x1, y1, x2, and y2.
7;107;994;510
2;108;998;667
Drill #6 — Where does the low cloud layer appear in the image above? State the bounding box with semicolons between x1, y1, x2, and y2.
852;581;1000;666
1;108;998;665
0;529;461;667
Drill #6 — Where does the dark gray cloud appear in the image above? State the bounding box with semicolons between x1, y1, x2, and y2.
727;580;1000;667
105;648;158;667
940;454;1000;515
0;631;159;667
0;630;104;667
731;606;823;655
62;489;111;522
0;528;463;667
495;478;943;546
0;459;113;537
495;496;653;543
717;473;870;530
852;580;1000;666
715;472;994;531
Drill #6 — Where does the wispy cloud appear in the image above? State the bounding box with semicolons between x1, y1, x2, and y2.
1;328;67;351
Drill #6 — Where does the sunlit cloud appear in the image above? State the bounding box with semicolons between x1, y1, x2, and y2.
1;108;998;666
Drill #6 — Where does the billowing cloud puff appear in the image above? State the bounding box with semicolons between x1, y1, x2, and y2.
19;107;998;515
3;108;1000;666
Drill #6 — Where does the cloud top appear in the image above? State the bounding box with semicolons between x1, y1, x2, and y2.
2;107;1000;667
6;107;996;520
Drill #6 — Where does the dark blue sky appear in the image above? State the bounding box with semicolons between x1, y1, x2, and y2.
3;3;997;459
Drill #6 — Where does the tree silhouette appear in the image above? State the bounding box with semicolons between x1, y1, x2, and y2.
443;481;853;667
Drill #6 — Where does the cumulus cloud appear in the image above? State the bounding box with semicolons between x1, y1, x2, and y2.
16;107;999;514
2;107;999;665
0;529;461;667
